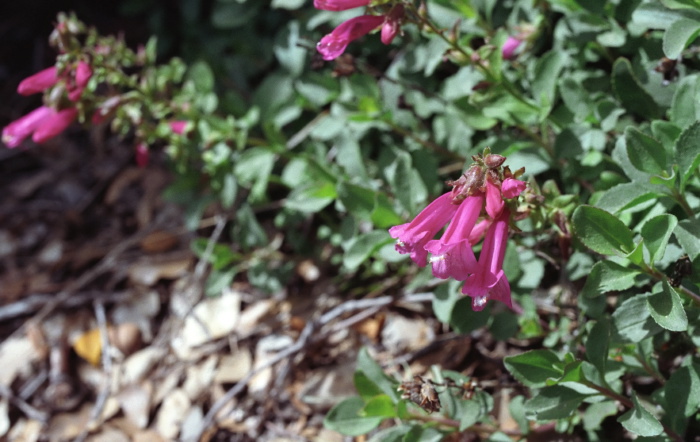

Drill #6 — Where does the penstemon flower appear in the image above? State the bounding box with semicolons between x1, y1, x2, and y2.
424;195;481;280
501;36;523;60
316;15;384;60
389;192;459;267
17;67;59;95
462;209;513;311
389;149;527;312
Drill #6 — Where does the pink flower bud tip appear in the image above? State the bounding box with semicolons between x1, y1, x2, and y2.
314;0;370;11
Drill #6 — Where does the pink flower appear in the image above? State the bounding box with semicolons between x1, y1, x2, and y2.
2;106;78;147
486;176;527;218
317;15;384;60
169;120;189;135
424;195;482;280
502;177;527;198
389;192;459;267
380;4;404;45
17;67;58;95
502;36;522;60
135;142;149;168
461;210;513;311
67;61;93;101
2;107;53;147
32;108;78;143
314;0;370;11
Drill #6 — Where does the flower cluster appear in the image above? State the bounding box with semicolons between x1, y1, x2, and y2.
389;150;526;312
314;0;404;60
2;61;92;148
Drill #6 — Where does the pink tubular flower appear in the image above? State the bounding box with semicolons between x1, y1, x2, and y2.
317;15;384;60
17;67;58;95
502;36;522;60
135;142;149;168
502;177;527;198
2;107;53;147
32;108;78;143
462;210;513;311
169;120;189;135
424;194;482;280
389;192;459;267
380;4;404;45
314;0;370;11
67;61;93;101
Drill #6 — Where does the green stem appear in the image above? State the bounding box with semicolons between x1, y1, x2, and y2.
672;188;696;220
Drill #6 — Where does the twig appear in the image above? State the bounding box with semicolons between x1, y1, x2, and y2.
75;300;113;442
0;384;49;423
0;291;129;322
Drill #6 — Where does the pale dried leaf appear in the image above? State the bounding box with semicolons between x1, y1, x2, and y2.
381;314;435;353
172;290;241;358
183;355;218;400
121;347;166;385
180;405;204;442
155;388;190;440
0;336;41;385
132;430;167;442
214;349;253;384
249;335;294;394
0;398;9;437
7;418;42;442
48;403;92;441
237;300;274;336
117;382;152;429
86;426;130;442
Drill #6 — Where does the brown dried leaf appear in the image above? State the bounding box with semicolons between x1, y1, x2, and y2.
139;230;179;253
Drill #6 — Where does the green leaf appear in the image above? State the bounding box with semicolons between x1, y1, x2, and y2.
504;350;565;388
625;127;667;175
647;280;688;332
572;206;635;256
583;401;619;432
595;183;662;214
523;385;590;420
581;260;640;298
674;219;700;260
343;230;392;271
674;121;700;188
354;371;385;402
361;395;397;418
612;58;660;119
670;75;700;129
664;363;700;430
337;182;376;220
324;396;383;436
618;393;664;437
389;151;416;214
531;51;568;116
612;294;662;343
370;193;404;229
356;347;399;400
586;319;611;374
663;18;700;59
641;214;678;264
284;181;336;213
449;296;491;334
